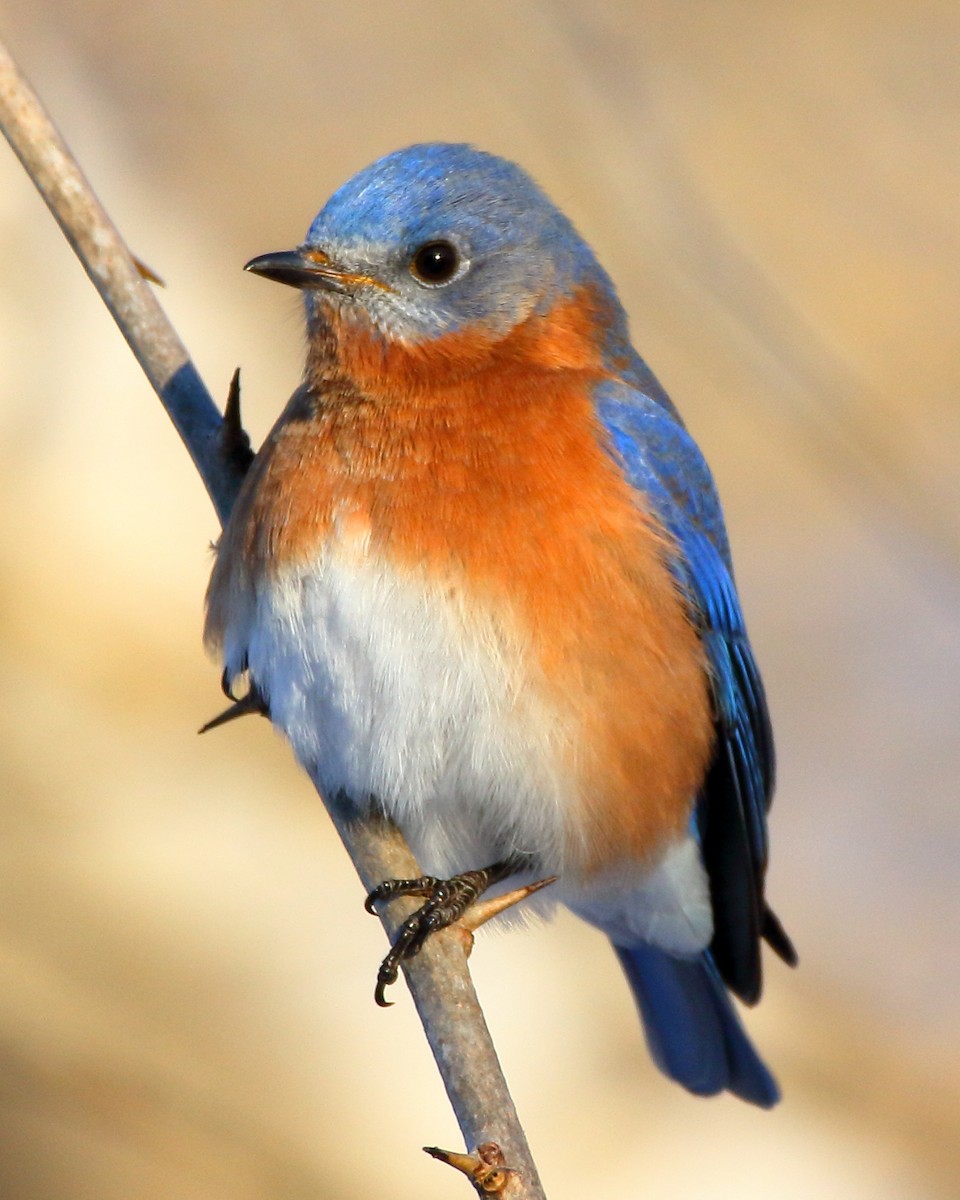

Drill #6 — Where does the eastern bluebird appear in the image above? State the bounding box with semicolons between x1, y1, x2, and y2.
204;143;796;1107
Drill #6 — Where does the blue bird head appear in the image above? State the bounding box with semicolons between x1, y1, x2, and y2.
245;142;625;347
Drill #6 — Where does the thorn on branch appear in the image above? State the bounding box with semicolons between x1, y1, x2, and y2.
132;254;165;286
424;1142;518;1196
459;876;558;936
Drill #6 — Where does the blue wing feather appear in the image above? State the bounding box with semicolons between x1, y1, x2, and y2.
596;380;792;1006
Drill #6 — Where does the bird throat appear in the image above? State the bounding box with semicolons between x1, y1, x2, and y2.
303;284;619;409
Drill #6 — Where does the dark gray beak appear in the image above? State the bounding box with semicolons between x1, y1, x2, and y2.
244;248;386;293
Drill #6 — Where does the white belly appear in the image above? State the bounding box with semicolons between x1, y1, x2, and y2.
219;549;712;955
226;551;574;878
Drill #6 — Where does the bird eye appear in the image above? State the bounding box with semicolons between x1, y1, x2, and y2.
409;240;461;286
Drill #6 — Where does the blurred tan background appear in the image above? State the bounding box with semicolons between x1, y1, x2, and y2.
1;2;958;1197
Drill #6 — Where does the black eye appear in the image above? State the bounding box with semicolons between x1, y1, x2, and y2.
410;240;461;285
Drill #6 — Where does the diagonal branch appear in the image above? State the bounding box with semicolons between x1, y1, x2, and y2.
0;37;546;1200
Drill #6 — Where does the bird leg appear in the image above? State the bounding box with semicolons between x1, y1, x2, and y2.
365;859;519;1006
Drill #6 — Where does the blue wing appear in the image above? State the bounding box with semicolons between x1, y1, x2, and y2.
596;379;795;1005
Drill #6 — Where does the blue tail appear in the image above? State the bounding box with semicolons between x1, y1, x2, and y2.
614;942;780;1107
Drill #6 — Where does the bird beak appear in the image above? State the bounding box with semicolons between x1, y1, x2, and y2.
244;247;389;293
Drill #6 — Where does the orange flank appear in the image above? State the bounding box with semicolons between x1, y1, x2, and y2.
207;285;713;874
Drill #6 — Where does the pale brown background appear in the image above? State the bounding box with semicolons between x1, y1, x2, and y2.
1;3;958;1198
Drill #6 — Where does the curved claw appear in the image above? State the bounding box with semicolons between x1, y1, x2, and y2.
373;907;438;1005
374;962;398;1007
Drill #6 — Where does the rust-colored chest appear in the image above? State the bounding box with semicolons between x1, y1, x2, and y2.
206;302;714;871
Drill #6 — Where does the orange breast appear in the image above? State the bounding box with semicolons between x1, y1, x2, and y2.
207;288;714;874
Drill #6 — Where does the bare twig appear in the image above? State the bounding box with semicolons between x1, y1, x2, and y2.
329;807;546;1197
0;36;546;1200
0;41;241;526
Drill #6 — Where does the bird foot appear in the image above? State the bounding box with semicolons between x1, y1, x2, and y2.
365;863;515;1006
